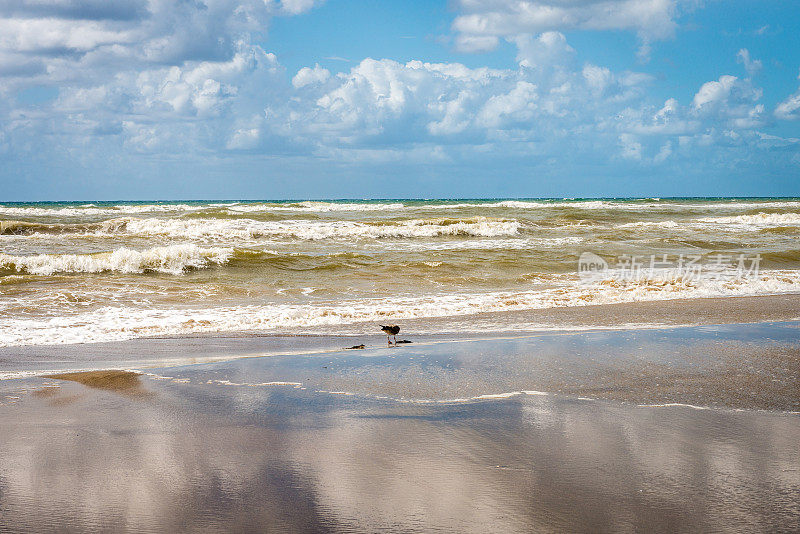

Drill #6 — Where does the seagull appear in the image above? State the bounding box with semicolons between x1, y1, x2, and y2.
380;324;400;346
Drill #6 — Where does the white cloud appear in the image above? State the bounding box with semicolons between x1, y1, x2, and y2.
451;0;682;57
226;126;261;150
453;34;499;53
653;140;672;162
692;74;763;127
775;71;800;121
775;91;800;121
476;81;539;128
693;75;739;109
513;32;575;71
0;18;136;53
619;133;643;160
736;48;762;76
292;64;331;88
279;0;319;16
0;14;794;185
0;0;321;92
583;64;614;94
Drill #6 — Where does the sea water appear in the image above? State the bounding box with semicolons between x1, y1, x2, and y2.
1;198;799;346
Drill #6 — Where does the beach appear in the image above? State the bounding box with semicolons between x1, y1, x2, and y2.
0;307;799;532
1;199;800;531
4;0;800;527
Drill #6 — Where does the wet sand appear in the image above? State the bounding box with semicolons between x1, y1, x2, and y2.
250;293;800;335
2;293;799;377
0;319;799;532
44;370;151;396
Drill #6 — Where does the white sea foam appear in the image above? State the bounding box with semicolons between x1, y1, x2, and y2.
698;212;800;227
472;392;522;400
444;200;800;211
638;403;710;410
0;204;202;217
228;201;406;212
208;379;302;387
375;236;584;252
225;200;618;211
686;201;800;210
396;390;552;404
618;213;800;231
222;200;545;212
0;244;232;275
34;216;522;241
2;269;799;347
619;221;680;229
3;200;799;218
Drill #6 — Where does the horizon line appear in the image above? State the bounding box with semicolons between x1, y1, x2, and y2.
3;196;800;204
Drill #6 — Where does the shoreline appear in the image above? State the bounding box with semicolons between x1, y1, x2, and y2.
2;293;799;352
3;318;799;413
1;324;799;532
2;293;799;414
1;300;799;531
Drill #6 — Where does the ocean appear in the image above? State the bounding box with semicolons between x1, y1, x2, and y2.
1;198;799;347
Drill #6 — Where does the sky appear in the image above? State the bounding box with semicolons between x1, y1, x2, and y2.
1;0;800;200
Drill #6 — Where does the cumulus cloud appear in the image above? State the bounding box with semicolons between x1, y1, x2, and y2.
0;0;321;93
0;0;322;157
589;46;800;165
775;71;800;121
282;48;656;152
451;0;683;55
692;74;764;128
0;7;797;187
513;32;575;71
292;64;330;88
4;40;284;156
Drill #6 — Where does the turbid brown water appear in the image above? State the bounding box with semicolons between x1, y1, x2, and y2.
3;198;800;531
3;198;800;347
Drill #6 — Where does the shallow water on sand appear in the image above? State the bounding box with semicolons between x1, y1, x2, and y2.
1;323;799;532
1;377;798;533
2;198;800;346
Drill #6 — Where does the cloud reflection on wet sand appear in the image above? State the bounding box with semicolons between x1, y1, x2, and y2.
0;379;798;533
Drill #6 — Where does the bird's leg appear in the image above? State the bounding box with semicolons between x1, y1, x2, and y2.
387;334;391;346
393;335;397;345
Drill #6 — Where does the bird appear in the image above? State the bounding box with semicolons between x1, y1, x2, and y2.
380;324;400;346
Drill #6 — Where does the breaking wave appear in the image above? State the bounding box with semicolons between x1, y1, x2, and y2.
0;219;127;235
5;216;521;240
0;244;233;275
2;199;800;218
2;269;800;346
228;201;406;212
0;203;202;217
4;200;800;222
618;221;681;229
3;198;800;348
698;212;800;227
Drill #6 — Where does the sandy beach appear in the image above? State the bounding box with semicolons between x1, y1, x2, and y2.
0;297;798;532
3;0;800;526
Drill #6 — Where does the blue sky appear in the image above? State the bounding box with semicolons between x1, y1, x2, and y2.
1;0;799;200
